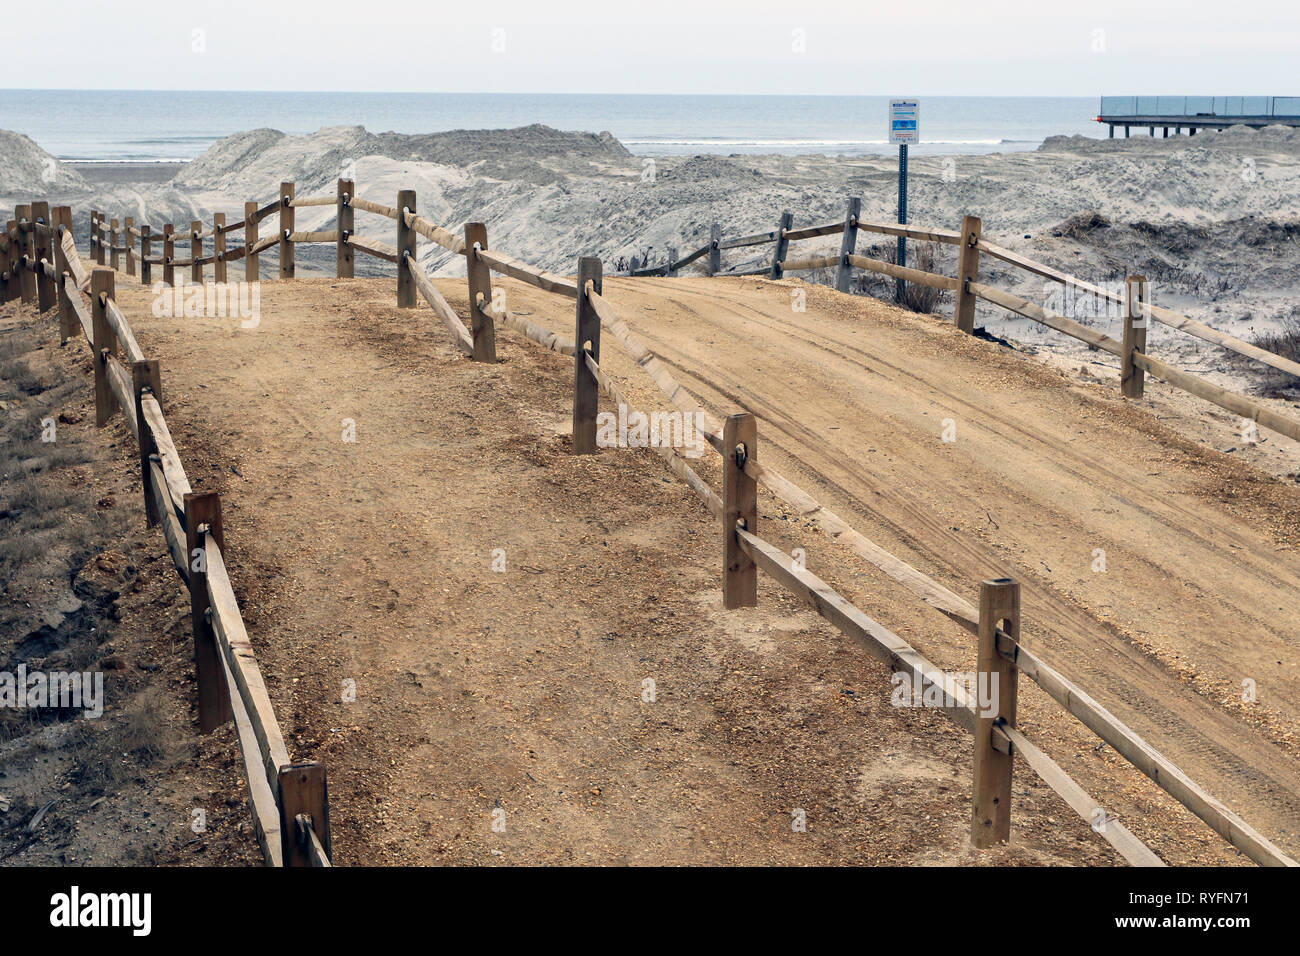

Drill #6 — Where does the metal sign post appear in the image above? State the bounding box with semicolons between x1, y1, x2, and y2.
889;99;919;302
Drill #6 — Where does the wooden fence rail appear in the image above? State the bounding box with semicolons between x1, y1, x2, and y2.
44;176;1300;868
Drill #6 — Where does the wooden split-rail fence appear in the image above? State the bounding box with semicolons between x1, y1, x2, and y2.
4;179;1297;868
635;201;1300;444
1;201;330;868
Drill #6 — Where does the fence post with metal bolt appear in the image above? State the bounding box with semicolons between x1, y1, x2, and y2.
337;179;354;279
954;214;983;334
396;189;416;307
140;224;152;286
835;197;861;293
183;491;233;734
464;222;496;362
1121;274;1149;399
279;763;333;866
572;256;602;454
769;211;792;280
722;412;758;609
132;360;162;526
279;182;294;279
91;268;117;427
971;577;1020;848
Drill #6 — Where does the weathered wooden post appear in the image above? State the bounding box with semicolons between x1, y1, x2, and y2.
90;268;118;427
131;360;162;525
708;223;721;276
51;207;74;342
140;225;152;285
242;201;258;282
279;182;295;279
183;491;233;733
1121;275;1148;399
213;213;226;284
92;210;105;264
769;211;793;280
32;201;54;312
666;247;678;278
3;219;15;302
337;179;354;279
279;762;333;867
463;222;496;362
835;197;861;293
971;577;1020;848
124;216;135;277
162;224;175;288
396;189;416;307
722;412;758;609
954;214;983;334
572;256;602;454
109;217;120;272
190;219;202;283
15;205;36;304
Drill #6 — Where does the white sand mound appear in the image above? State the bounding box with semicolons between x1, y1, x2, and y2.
0;129;87;194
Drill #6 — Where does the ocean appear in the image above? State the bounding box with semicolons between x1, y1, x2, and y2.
1;90;1106;162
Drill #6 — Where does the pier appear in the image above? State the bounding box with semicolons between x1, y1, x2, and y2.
1097;96;1300;137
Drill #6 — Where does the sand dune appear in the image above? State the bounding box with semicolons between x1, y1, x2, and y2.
4;122;1298;397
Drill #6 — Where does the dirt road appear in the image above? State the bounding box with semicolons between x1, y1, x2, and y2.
98;267;1300;864
573;275;1300;858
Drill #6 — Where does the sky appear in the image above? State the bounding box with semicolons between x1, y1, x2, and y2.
5;0;1299;96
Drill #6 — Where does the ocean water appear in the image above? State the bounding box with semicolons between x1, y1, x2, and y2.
0;90;1106;162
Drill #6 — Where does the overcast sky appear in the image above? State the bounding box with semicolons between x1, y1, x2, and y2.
9;0;1299;96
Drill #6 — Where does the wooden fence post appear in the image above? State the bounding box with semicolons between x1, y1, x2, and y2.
464;222;496;362
954;214;983;334
109;217;120;272
971;577;1020;848
140;225;152;286
190;219;202;283
666;246;678;278
183;491;234;733
7;217;23;304
708;223;721;276
1121;275;1148;399
769;211;793;280
279;763;332;866
32;201;54;312
279;182;294;280
572;256;602;454
396;189;416;307
124;216;135;277
93;210;105;265
15;205;36;304
835;197;861;293
162;224;175;288
87;210;97;260
214;213;226;284
722;412;758;609
3;219;15;302
132;360;162;525
51;207;74;342
337;179;354;279
90;268;117;427
245;201;258;282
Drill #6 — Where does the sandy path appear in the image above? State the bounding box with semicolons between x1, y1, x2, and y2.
554;275;1300;857
95;264;1300;864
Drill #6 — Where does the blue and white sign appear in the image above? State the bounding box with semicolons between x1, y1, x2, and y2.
889;98;920;145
